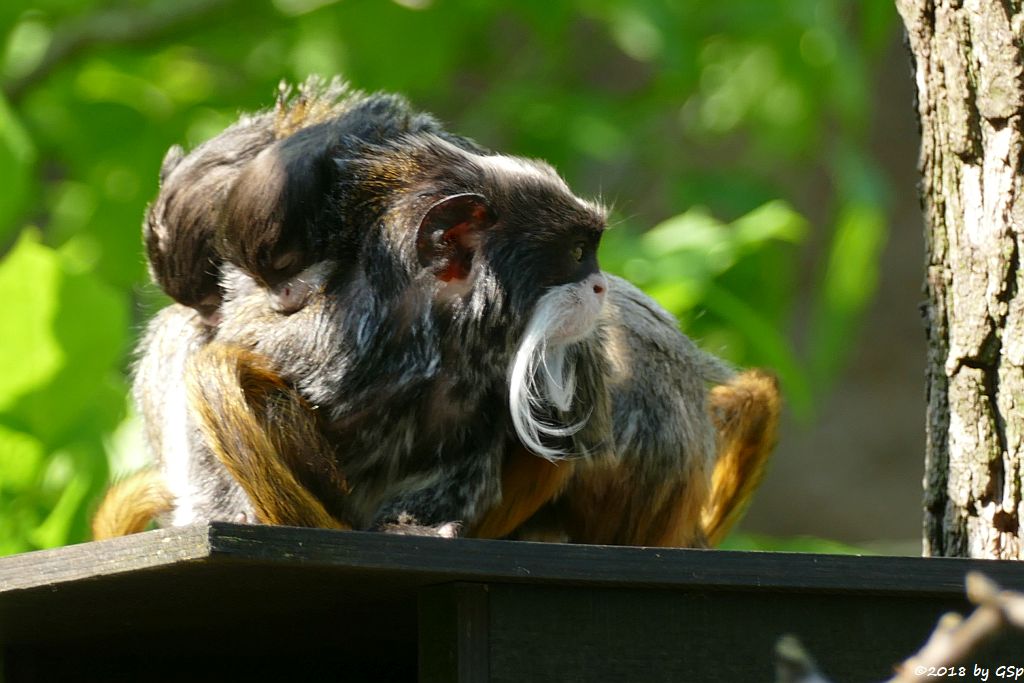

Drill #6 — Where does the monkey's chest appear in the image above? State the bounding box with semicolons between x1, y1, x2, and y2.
319;385;507;526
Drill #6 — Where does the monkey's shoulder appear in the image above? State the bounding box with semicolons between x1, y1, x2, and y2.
599;275;727;382
586;277;723;470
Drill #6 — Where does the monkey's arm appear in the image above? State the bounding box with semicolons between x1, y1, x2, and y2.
186;342;351;529
107;304;258;533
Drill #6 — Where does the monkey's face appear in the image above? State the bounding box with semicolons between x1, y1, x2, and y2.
492;219;608;348
506;264;608;461
410;151;608;459
412;149;608;332
486;185;607;344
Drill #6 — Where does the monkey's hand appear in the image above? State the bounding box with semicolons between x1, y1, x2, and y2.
369;440;502;539
378;513;461;538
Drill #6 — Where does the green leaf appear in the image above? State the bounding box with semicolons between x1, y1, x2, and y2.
808;202;887;390
29;446;95;549
0;229;129;444
0;92;37;243
641;201;808;281
0;231;65;416
0;425;44;491
730;199;808;251
646;279;707;316
642;207;731;258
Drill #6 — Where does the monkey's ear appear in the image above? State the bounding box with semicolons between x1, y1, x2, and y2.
415;194;496;282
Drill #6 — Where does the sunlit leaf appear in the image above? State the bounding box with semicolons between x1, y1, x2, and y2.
0;230;129;444
642;208;730;256
646;280;707;316
0;231;65;416
0;425;44;490
2;17;51;80
607;5;664;62
731;199;808;251
808;202;886;390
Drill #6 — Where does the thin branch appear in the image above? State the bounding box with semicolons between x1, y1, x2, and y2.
889;572;1024;682
891;607;1001;681
775;572;1024;683
966;571;1024;631
775;635;832;683
2;0;237;103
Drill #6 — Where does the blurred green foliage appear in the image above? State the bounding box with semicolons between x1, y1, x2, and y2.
0;0;897;555
718;531;872;556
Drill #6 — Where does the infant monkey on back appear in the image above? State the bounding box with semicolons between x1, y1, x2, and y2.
94;77;780;547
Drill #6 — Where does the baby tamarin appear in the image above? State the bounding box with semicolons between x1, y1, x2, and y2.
94;78;779;546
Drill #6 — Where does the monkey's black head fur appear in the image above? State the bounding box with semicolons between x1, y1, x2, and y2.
144;116;275;317
145;77;606;330
143;77;486;317
316;133;608;343
217;91;488;291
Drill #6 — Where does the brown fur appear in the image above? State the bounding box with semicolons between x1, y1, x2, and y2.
92;366;779;544
470;446;576;539
91;469;174;540
185;342;350;529
553;459;710;548
272;79;354;139
701;369;781;546
490;368;779;547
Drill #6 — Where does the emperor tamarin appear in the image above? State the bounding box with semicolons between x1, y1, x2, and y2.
94;78;780;546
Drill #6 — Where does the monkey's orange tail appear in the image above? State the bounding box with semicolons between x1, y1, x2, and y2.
92;469;174;540
701;369;781;547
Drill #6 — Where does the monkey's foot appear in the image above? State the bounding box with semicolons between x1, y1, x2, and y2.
378;513;461;538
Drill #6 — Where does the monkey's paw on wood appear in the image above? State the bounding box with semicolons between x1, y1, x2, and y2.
93;76;780;548
378;514;462;539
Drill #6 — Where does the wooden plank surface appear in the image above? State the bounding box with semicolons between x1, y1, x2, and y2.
5;521;1024;599
0;524;211;592
1;523;1023;682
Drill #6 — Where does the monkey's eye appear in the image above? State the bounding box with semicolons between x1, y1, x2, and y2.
571;243;585;262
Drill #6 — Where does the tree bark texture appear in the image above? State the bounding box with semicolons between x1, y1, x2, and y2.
897;0;1024;558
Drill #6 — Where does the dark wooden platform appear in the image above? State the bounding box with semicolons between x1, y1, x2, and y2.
1;523;1023;682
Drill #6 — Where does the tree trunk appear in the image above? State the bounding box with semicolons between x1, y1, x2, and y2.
897;0;1024;559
